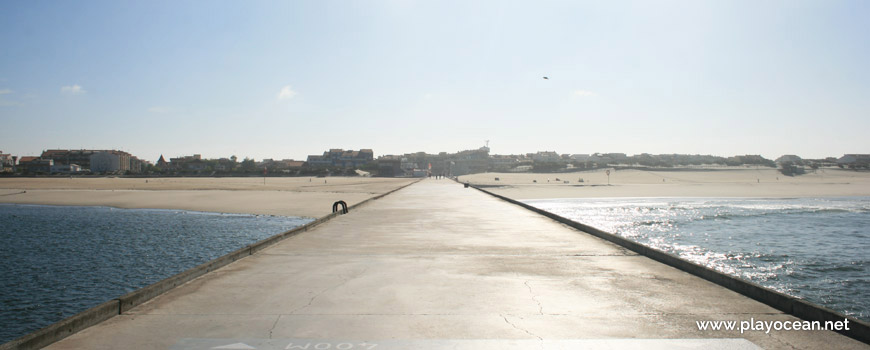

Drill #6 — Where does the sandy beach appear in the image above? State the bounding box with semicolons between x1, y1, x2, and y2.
2;169;868;216
458;168;870;199
0;177;417;218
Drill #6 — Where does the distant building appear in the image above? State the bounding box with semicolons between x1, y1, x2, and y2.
450;147;490;175
284;160;305;168
0;151;13;165
129;157;146;173
0;151;14;172
306;149;374;168
775;155;803;165
51;164;83;174
156;154;169;168
170;154;202;163
837;154;870;167
17;156;39;164
260;159;306;172
490;155;520;170
571;154;591;162
725;155;775;167
170;154;206;171
338;149;373;168
400;158;419;172
19;157;53;174
587;154;604;163
603;153;629;164
532;151;560;163
213;158;238;171
90;152;122;173
305;155;332;167
376;156;403;177
41;149;100;169
42;149;141;173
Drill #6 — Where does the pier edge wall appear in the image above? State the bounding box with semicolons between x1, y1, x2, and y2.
466;183;870;345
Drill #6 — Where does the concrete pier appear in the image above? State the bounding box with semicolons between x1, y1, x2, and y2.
44;180;866;349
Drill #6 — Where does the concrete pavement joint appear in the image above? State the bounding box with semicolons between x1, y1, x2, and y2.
524;281;544;316
766;332;800;350
289;267;369;315
268;315;281;339
291;288;329;315
499;314;542;341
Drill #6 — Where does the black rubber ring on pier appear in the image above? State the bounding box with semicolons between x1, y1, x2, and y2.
332;200;348;214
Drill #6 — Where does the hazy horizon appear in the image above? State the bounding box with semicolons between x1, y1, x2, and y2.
2;1;868;162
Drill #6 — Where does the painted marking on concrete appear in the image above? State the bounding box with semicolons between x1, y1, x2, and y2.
211;342;257;349
173;338;762;350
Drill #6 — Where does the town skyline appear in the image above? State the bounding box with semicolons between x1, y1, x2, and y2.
2;144;865;166
2;1;868;162
4;145;867;178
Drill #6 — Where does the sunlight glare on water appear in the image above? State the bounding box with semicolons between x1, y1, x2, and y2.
524;197;870;321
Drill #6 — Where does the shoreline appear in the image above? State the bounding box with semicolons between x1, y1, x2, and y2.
518;194;870;201
0;177;417;218
0;202;308;218
460;168;870;199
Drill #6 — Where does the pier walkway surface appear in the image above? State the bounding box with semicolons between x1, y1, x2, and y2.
47;180;866;349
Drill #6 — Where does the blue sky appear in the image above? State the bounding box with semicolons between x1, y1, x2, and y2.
1;0;868;162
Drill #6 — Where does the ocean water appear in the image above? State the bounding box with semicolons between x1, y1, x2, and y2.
524;197;870;321
0;204;313;344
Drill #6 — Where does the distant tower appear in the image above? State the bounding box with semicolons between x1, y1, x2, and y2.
485;140;490;148
156;154;168;168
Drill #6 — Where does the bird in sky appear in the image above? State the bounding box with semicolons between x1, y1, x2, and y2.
543;76;549;80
